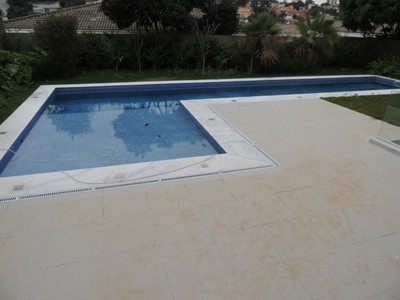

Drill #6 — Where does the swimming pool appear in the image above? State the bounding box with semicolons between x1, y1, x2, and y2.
0;99;224;177
1;75;399;200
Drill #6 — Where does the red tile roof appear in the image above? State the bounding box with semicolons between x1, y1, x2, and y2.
5;2;207;33
5;3;124;33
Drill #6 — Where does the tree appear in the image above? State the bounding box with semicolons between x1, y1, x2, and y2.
100;0;143;29
241;12;281;73
100;0;212;33
249;0;273;15
193;20;219;75
305;0;314;7
339;0;376;37
6;0;32;19
100;0;146;72
236;0;247;6
294;13;339;64
79;32;106;71
307;6;324;17
100;0;233;72
201;0;238;34
324;8;338;17
34;15;80;76
60;0;85;8
340;0;400;39
104;34;127;70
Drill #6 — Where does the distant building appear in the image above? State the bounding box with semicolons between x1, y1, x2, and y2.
328;0;339;5
33;1;61;14
238;6;253;24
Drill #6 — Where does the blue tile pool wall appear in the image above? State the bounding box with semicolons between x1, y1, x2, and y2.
0;91;57;173
179;104;226;155
375;76;400;86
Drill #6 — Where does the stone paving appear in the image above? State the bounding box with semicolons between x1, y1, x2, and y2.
0;98;399;299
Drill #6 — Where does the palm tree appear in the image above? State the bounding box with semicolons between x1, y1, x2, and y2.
295;13;339;65
241;12;281;73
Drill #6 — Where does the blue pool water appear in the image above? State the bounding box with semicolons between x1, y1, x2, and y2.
0;99;223;177
0;76;399;177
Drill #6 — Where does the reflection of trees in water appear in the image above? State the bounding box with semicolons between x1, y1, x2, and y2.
47;101;94;138
112;100;202;158
46;97;211;159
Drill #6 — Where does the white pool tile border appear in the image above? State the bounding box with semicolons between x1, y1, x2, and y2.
0;75;399;200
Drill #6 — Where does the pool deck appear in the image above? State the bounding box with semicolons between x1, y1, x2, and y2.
1;97;399;299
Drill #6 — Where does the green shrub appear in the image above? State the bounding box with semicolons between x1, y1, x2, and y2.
103;34;128;71
142;34;183;70
0;49;45;94
79;33;107;71
369;56;400;79
205;38;233;70
175;39;199;70
34;15;81;77
334;38;381;69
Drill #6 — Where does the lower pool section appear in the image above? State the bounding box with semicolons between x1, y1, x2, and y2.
0;99;223;177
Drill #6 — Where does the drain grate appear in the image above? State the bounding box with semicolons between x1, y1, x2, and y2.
13;185;24;191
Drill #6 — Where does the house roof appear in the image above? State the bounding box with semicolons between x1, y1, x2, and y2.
4;2;207;34
5;2;121;33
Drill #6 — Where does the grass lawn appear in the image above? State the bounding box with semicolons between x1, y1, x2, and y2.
323;94;400;125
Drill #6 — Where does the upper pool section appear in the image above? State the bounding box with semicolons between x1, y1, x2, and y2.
53;75;400;102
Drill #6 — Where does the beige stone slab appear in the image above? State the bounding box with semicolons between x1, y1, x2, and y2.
262;218;328;261
236;190;297;226
261;167;310;193
349;205;400;240
214;227;282;273
377;287;400;300
185;177;237;206
152;204;207;243
51;195;104;230
0;232;48;273
336;240;400;293
198;199;254;235
102;188;151;222
161;236;228;289
301;208;367;249
172;275;243;300
287;249;375;299
0;268;39;300
101;246;173;299
42;223;108;267
102;217;158;255
32;259;107;300
0;202;54;238
277;187;338;217
235;263;312;299
146;183;193;212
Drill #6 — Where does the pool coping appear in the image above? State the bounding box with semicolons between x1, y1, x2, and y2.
0;75;399;200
